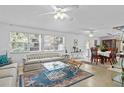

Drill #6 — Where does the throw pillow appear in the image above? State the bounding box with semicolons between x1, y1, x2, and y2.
0;55;10;67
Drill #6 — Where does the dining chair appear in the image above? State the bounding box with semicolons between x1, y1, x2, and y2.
111;48;118;64
106;48;118;65
90;47;101;64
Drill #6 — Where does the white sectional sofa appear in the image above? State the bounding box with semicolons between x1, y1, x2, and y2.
0;63;18;87
23;52;65;71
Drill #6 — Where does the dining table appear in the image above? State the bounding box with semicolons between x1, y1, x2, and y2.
97;50;111;64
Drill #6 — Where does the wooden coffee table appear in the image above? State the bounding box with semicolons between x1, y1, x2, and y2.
67;59;83;69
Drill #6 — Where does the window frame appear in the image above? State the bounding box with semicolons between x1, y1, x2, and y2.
10;31;65;54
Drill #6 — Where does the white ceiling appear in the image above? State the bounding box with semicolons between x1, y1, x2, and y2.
0;5;124;37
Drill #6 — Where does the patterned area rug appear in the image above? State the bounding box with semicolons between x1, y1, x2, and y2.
20;66;94;87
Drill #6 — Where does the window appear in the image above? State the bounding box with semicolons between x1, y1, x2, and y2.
43;35;65;51
10;32;65;53
10;32;29;53
28;33;40;51
43;35;55;51
54;36;65;51
10;32;40;53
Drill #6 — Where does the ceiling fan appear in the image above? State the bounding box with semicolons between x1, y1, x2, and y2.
107;32;121;36
38;5;78;20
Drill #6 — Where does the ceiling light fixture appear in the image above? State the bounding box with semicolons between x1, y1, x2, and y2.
89;34;94;37
82;29;96;38
54;12;66;20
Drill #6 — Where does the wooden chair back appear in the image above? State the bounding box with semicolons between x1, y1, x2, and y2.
90;47;98;57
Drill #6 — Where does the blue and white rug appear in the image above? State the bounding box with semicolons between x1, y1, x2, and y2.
20;66;94;87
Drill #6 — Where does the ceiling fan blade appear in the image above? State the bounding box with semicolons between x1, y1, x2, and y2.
114;33;121;36
107;33;112;35
64;14;73;21
61;5;79;12
83;31;90;34
64;14;69;18
61;7;72;12
38;12;56;16
107;32;117;35
51;5;58;11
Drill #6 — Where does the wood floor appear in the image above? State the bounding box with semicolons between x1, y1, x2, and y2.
71;63;121;87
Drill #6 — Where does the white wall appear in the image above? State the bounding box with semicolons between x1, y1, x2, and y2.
87;37;100;48
0;24;88;63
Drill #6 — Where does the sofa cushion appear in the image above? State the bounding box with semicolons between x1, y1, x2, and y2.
0;77;16;87
0;63;17;70
51;57;64;60
25;58;52;64
26;59;41;64
27;54;45;60
0;68;17;79
26;53;62;60
46;57;64;61
25;57;64;65
24;63;42;71
0;55;10;67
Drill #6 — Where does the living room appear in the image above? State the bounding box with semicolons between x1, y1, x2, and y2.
1;4;124;89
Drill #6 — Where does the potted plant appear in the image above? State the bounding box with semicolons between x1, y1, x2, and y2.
100;43;108;52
